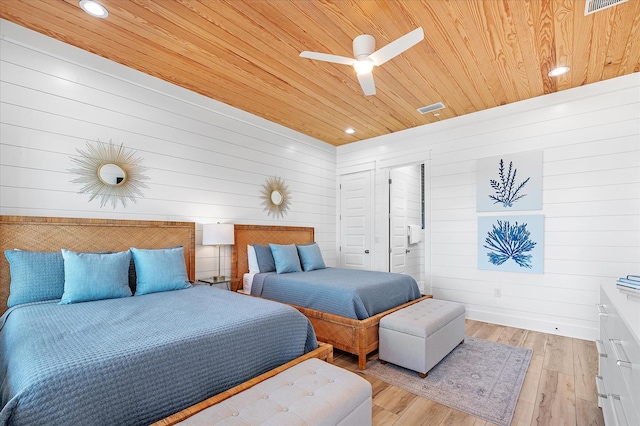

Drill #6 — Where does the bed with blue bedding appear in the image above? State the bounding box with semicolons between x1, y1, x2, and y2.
0;216;327;426
251;267;422;320
0;286;317;426
233;224;430;370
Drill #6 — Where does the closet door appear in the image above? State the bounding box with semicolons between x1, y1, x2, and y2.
339;171;373;270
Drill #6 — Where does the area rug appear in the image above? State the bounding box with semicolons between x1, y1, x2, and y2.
363;336;532;426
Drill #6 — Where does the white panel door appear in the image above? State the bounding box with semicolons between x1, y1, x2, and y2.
389;174;407;273
340;171;373;270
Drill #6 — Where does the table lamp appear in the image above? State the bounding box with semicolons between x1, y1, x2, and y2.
202;223;235;282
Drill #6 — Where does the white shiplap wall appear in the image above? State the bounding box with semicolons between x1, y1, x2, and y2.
338;73;640;340
0;20;337;279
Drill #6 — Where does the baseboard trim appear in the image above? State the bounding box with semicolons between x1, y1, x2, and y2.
465;308;598;341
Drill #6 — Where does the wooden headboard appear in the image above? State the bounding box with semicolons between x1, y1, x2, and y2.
0;215;196;312
232;225;314;290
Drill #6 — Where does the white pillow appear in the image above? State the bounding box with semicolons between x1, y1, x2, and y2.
247;245;260;273
243;273;254;294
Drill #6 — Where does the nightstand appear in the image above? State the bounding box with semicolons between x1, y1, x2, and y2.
196;278;232;290
196;278;240;291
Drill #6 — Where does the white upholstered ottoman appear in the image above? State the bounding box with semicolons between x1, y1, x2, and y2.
176;358;372;425
379;298;465;378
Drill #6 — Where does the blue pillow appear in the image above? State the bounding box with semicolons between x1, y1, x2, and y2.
60;249;132;304
5;250;65;307
297;243;326;272
269;243;302;274
253;244;276;272
130;246;191;295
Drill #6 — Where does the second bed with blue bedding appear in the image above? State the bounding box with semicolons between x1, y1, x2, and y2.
250;267;422;320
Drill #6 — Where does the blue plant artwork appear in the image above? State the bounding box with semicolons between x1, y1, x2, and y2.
489;159;530;208
483;220;536;268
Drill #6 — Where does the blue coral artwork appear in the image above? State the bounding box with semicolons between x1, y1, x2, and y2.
476;151;542;212
478;215;544;274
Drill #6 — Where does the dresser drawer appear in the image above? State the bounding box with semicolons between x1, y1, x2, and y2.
602;394;629;426
596;375;607;408
598;289;617;340
611;321;640;424
603;338;625;401
599;282;640;426
596;335;609;392
609;362;637;426
597;374;628;426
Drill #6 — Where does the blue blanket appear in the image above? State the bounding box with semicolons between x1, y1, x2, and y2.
0;286;317;426
251;268;421;320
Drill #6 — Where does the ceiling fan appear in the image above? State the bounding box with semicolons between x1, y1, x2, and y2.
300;27;424;96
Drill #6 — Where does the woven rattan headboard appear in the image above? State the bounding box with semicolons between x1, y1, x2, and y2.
0;216;196;312
232;225;314;291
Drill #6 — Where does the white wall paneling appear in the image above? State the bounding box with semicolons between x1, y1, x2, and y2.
0;20;337;279
2;18;639;340
338;73;640;341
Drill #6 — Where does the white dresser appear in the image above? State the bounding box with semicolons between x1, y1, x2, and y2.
596;282;640;425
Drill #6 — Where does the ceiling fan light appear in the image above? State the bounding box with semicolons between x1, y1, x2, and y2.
354;59;374;75
79;0;108;18
548;66;570;77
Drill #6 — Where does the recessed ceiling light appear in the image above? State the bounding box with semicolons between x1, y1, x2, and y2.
433;113;440;117
79;0;108;18
548;66;570;77
345;128;355;134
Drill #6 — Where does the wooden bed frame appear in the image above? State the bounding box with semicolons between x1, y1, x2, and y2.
232;224;430;370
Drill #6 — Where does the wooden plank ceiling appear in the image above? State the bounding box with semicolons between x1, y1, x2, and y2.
1;0;639;146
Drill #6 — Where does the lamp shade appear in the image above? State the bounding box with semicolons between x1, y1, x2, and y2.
202;223;235;246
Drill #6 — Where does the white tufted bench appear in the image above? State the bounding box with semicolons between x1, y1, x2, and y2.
379;298;465;378
173;358;372;425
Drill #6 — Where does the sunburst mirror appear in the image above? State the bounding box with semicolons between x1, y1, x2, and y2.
259;176;292;219
69;140;149;209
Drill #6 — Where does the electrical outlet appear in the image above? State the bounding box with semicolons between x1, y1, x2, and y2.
494;288;501;298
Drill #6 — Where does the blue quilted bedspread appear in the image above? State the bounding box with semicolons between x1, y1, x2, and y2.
251;268;422;320
0;286;317;426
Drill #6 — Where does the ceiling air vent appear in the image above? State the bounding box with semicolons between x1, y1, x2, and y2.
417;102;446;115
584;0;627;15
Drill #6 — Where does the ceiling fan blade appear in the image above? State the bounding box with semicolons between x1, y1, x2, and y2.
357;72;376;96
299;51;356;66
368;27;424;66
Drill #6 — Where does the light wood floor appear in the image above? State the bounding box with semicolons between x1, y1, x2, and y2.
332;319;605;426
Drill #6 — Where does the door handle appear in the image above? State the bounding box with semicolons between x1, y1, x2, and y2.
406;249;411;253
364;250;370;254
